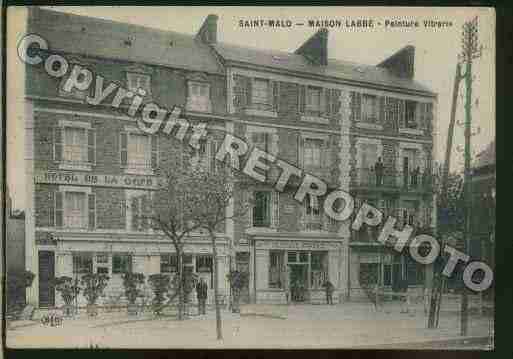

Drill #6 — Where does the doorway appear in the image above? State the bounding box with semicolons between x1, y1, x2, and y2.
289;264;308;302
38;251;55;308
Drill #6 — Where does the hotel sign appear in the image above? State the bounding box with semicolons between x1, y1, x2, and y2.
257;240;341;250
34;170;163;190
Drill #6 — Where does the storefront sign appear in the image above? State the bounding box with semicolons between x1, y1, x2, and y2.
257;240;339;250
35;170;163;190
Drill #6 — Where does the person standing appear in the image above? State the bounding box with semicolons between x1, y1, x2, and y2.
196;277;208;315
323;280;335;305
375;157;384;186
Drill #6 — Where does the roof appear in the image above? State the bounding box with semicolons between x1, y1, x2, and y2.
28;8;223;74
213;42;435;95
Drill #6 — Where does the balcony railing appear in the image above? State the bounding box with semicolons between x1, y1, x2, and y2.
354;168;434;192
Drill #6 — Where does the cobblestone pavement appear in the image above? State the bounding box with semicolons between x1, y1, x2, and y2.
6;301;494;349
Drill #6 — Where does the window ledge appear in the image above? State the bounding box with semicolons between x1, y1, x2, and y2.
356;122;383;130
244;108;277;118
58;162;92;171
186;100;212;113
246;227;277;234
299;229;330;234
300;115;329;124
399;128;424;135
124;167;154;176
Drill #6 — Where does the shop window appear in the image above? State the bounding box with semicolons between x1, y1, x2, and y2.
359;263;379;285
161;254;178;273
269;251;284;289
112;254;132;274
96;253;109;274
73;253;93;275
407;256;425;286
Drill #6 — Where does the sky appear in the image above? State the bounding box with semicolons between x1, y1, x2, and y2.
6;6;495;210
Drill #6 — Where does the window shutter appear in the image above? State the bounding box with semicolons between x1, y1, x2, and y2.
141;195;149;230
298;85;306;113
209;140;218;173
120;132;128;166
87;129;96;165
322;138;330;169
332;89;341;115
320;88;327;117
271;191;279;229
54;191;63;227
272;81;279;112
325;88;332;117
131;197;139;231
379;97;386;124
120;197;127;229
426;103;433;132
398;100;406;128
350;92;361;122
88;193;96;229
53;127;63;162
151;135;158;169
298;135;305;167
246;77;253;107
271;132;279;157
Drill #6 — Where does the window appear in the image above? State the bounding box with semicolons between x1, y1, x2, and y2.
311;252;328;289
161;254;178;273
128;133;151;170
405;101;418;129
129;192;152;231
96;254;109;274
253;191;271;227
359;263;379;285
407;256;425;286
65;192;87;228
196;255;213;287
196;256;213;273
127;72;151;96
120;132;157;173
112;254;132;274
362;94;378;123
73;253;93;275
304;196;322;231
303;138;323;168
191;138;218;173
64;127;86;164
306;87;322;115
252;78;270;108
187;81;211;112
269;251;284;288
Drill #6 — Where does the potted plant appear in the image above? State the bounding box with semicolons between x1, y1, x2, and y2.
81;273;109;317
122;272;145;315
148;273;171;315
53;276;81;317
227;270;249;313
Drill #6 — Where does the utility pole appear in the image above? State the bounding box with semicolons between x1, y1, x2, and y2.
460;16;482;337
428;63;464;329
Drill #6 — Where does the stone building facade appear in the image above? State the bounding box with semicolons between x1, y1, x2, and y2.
23;8;437;308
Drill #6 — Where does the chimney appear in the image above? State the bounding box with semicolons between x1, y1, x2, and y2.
377;45;415;79
295;28;329;66
196;14;218;44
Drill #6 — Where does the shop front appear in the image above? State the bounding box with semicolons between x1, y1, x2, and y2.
249;234;347;304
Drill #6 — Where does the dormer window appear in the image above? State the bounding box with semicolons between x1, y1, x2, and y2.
186;81;212;112
127;72;151;96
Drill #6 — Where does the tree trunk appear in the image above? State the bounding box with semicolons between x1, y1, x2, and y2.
209;229;223;340
176;247;184;321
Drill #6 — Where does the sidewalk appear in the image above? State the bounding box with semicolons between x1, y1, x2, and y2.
6;300;494;349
